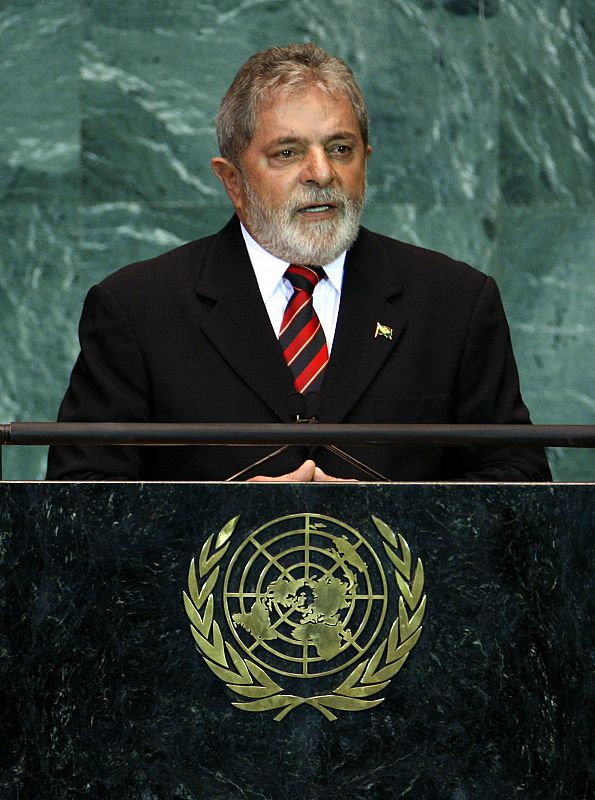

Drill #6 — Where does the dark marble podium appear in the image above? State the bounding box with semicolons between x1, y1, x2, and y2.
0;482;592;800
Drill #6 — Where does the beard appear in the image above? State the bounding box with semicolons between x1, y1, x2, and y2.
240;178;365;265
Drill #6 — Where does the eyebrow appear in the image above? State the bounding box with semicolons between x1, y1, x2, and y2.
268;131;359;147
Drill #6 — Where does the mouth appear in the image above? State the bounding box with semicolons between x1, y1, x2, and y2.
296;202;339;217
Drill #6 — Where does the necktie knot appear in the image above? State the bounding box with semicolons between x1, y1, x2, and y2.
285;264;324;295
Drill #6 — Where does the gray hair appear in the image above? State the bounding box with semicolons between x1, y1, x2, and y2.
216;43;369;166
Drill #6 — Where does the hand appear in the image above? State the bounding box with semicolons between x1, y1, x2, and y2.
247;459;317;482
247;460;358;483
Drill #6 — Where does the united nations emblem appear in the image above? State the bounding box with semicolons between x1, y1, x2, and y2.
183;514;425;721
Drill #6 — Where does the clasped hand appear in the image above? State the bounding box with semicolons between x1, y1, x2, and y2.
247;459;356;483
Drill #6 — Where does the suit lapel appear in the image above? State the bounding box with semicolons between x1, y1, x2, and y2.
195;218;295;421
321;228;407;422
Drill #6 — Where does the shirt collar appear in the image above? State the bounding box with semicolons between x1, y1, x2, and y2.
240;222;345;301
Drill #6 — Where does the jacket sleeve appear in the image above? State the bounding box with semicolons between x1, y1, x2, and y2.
46;284;150;480
446;275;551;481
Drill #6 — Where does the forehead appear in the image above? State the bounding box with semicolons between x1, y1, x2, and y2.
251;84;361;143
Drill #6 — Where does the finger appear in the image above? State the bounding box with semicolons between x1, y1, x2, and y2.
283;459;317;481
313;466;358;482
247;459;317;483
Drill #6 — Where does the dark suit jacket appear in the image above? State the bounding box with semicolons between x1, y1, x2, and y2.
46;216;551;482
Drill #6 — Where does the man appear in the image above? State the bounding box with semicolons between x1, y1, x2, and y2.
46;44;551;482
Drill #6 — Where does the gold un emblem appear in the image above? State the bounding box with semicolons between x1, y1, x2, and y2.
183;513;426;721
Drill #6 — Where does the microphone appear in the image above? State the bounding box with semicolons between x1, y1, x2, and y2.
303;392;322;422
286;392;305;421
285;392;322;423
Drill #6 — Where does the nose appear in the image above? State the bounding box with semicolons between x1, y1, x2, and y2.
299;147;334;188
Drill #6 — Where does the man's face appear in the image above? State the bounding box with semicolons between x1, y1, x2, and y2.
213;85;371;265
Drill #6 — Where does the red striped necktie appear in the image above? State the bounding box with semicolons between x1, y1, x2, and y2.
279;264;329;394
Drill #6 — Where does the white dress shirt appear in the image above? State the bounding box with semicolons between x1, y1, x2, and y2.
240;223;344;352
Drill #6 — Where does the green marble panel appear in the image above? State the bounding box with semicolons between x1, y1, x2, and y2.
0;200;81;479
81;29;223;204
355;2;499;207
499;205;595;481
79;201;233;276
362;202;499;275
0;0;81;201
500;0;594;203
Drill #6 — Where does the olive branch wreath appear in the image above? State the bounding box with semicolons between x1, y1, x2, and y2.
183;515;426;722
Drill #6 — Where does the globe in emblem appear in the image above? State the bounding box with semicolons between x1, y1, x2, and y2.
222;513;388;678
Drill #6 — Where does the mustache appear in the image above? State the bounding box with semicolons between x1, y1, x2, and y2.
288;188;348;214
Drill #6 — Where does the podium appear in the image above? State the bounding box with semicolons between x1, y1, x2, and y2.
0;481;592;799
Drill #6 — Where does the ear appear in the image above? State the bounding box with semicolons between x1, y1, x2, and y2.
211;157;245;213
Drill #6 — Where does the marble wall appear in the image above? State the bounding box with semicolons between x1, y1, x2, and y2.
0;0;593;480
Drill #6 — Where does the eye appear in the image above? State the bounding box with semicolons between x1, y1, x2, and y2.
276;149;296;159
330;143;352;156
